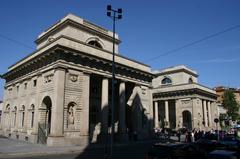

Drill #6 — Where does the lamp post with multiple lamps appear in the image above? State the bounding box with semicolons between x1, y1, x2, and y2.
107;5;122;158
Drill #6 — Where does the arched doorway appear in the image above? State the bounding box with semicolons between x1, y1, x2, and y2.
38;96;52;144
42;96;52;135
182;110;192;130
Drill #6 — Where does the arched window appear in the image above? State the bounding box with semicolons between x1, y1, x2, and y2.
188;78;193;84
13;106;17;126
161;77;172;85
20;105;25;127
88;40;103;49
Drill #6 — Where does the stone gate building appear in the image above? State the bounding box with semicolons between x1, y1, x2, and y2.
152;66;218;131
0;14;153;146
0;14;218;146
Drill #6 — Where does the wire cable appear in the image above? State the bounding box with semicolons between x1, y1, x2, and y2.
0;33;35;50
145;24;240;63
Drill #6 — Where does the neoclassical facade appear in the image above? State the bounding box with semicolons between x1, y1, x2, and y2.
152;66;218;131
0;14;218;146
0;14;153;146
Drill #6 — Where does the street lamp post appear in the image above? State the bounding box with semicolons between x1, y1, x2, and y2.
107;5;122;159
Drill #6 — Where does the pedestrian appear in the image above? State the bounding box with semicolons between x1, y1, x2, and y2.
185;131;192;143
177;130;181;142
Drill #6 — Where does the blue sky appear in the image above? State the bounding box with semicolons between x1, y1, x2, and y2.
0;0;240;100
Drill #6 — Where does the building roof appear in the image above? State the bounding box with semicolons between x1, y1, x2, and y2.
152;65;198;77
36;13;120;44
214;86;240;93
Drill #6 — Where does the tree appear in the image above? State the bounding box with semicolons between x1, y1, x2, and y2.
222;90;240;120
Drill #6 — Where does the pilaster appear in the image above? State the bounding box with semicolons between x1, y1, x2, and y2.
79;72;90;144
47;68;66;145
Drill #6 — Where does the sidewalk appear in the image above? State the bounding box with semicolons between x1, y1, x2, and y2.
0;136;155;158
0;136;87;158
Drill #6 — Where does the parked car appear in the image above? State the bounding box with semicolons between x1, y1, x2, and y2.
220;135;240;150
207;150;239;159
145;143;206;159
194;138;225;153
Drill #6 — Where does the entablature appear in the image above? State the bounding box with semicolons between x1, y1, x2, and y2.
3;47;153;87
153;88;217;101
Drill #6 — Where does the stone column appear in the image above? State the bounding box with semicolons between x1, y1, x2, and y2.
165;100;169;127
211;102;218;129
136;85;143;132
79;72;90;144
101;78;109;134
207;101;212;127
48;68;66;145
118;81;126;134
175;99;180;129
203;100;208;127
117;81;128;141
154;101;159;128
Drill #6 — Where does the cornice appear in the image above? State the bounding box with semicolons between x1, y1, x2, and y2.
2;46;153;84
153;87;217;100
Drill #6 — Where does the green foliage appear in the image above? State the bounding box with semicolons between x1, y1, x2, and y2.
222;90;240;120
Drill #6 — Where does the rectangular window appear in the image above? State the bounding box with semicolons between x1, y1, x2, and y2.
33;80;37;87
24;83;27;90
31;112;34;128
22;112;25;127
14;112;17;126
8;88;12;94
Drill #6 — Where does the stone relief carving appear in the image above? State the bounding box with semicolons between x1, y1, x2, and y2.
44;74;53;83
69;74;78;82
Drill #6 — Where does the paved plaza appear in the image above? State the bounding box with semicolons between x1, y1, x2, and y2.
0;135;157;159
0;135;86;158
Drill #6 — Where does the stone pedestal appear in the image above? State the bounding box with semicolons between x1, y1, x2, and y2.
116;133;128;142
97;133;110;143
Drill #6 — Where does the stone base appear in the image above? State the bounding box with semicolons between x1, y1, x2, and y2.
47;135;65;146
115;133;128;142
46;134;91;147
96;133;110;143
79;135;90;146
